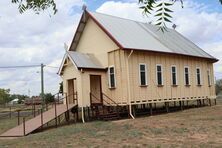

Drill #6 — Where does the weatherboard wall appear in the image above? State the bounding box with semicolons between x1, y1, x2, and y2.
61;59;83;106
75;17;119;67
124;50;216;103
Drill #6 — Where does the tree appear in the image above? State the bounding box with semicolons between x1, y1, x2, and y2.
0;88;11;105
44;93;54;103
215;79;222;95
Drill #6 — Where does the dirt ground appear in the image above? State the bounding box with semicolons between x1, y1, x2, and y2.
0;99;222;148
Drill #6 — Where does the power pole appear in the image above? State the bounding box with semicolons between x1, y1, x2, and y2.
41;63;45;107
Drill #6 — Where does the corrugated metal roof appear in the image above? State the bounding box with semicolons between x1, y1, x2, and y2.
68;51;105;69
89;12;216;60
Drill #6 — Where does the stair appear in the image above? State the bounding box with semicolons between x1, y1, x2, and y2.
91;103;120;121
99;112;120;121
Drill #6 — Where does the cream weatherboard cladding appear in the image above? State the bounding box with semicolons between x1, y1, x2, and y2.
75;17;119;67
59;11;217;110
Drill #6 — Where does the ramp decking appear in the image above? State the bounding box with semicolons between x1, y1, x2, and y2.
0;104;76;137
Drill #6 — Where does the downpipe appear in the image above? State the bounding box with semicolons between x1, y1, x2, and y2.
127;50;135;119
80;68;85;123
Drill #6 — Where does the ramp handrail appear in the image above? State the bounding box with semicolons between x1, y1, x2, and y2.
102;93;119;106
90;92;104;105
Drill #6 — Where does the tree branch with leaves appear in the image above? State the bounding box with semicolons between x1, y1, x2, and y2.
11;0;57;14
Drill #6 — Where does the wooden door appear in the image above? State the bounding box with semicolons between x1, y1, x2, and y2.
90;75;102;104
68;78;76;104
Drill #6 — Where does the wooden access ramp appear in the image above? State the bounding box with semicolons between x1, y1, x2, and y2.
0;104;77;137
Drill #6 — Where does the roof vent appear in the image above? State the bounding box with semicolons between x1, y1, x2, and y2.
172;24;177;29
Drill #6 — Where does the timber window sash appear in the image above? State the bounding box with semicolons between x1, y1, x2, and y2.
108;66;116;88
156;64;163;86
207;69;212;86
139;63;147;86
184;66;190;86
171;65;177;86
196;67;202;86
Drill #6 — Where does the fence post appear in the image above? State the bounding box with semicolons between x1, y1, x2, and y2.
23;117;26;136
34;104;36;117
46;103;48;111
41;109;43;130
54;99;57;128
17;110;20;125
9;106;12;118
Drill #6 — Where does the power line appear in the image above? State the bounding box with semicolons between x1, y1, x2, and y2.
0;64;41;69
45;65;59;68
0;64;59;69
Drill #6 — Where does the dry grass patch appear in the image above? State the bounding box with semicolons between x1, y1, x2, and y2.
0;99;222;147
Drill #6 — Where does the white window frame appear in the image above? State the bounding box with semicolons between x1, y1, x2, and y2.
196;67;202;86
207;69;212;86
156;64;163;86
184;66;190;86
171;65;178;86
108;66;116;88
139;63;148;86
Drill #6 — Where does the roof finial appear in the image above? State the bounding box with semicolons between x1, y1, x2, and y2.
172;24;177;30
82;4;87;11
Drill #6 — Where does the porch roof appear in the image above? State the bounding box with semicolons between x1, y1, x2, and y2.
68;51;105;70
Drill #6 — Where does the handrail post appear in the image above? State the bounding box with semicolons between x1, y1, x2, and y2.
65;93;68;110
55;98;57;128
101;92;103;105
23;117;26;136
17;110;20;125
76;91;78;104
73;92;75;104
41;109;43;130
65;92;70;122
90;93;92;105
57;93;59;104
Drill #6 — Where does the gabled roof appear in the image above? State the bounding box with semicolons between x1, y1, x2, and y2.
68;51;105;69
69;11;218;62
58;51;105;75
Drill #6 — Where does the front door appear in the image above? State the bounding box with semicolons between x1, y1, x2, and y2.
67;78;76;104
90;75;102;104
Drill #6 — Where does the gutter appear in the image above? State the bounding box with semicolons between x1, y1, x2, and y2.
126;50;135;119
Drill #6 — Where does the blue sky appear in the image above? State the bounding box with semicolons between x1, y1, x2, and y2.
83;0;222;12
0;0;221;95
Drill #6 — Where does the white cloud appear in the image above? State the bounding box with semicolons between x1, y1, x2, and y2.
97;1;152;22
96;0;222;79
0;0;84;95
